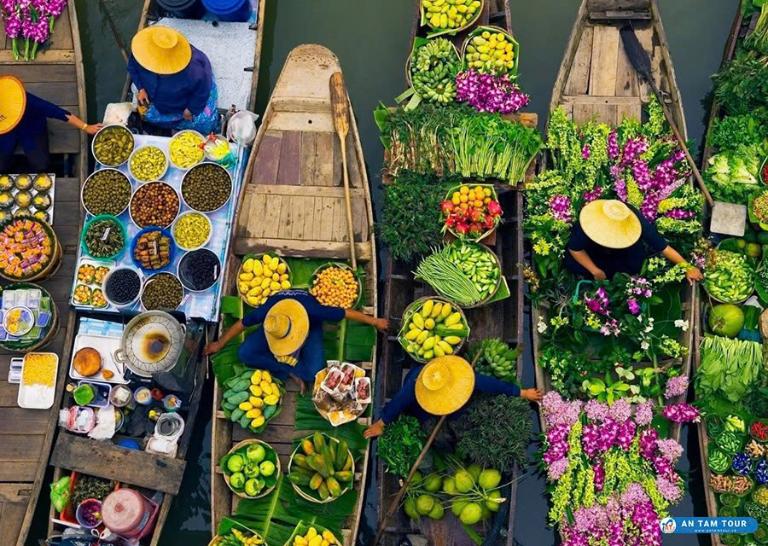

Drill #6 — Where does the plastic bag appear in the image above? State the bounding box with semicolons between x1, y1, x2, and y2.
49;475;70;513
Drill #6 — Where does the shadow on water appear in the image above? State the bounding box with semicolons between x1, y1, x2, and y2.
31;1;740;544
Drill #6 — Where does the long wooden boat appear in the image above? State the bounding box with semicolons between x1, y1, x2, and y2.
34;3;266;544
376;1;534;544
0;2;86;543
532;0;695;442
210;44;378;545
696;5;755;545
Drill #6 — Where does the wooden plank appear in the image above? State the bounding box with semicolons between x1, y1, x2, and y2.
268;111;334;133
635;26;654;99
291;196;313;240
47;6;73;50
588;25;620;96
50;434;186;495
24;81;78;106
565;26;594;96
314;133;336;186
0;50;74;63
251;132;282;186
346;137;363;190
277;197;295;240
0;408;49;434
617;100;642;123
276;131;302;185
573;101;617;125
0;500;26;546
234;239;373;262
0;435;44;460
245;184;365;199
0;461;37;482
0;381;19;407
254;194;282;241
302;196;317;237
317;197;337;241
300;132;317;186
1;64;76;83
0;484;30;503
615;36;639;97
246;192;269;239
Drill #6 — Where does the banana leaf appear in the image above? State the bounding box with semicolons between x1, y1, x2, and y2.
294;394;369;454
233;474;357;544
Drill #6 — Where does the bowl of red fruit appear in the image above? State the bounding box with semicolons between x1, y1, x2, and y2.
441;183;502;243
751;419;768;443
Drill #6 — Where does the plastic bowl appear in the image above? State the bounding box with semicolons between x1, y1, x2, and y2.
177;248;221;292
131;226;177;273
103;267;142;308
181;162;233;213
80;214;127;261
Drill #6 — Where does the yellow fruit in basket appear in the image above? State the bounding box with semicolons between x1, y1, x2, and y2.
239;283;249;294
253;260;263;275
250;370;261;383
431;302;443;319
424;318;435;330
281;280;291;289
277;262;287;274
239;401;252;411
264;394;279;406
239;272;253;281
270;281;281;292
422;299;434;317
262;288;271;298
246;408;262;419
443;336;462;345
411;313;424;329
271;273;279;282
404;328;421;341
416;331;429;344
250;385;263;397
262;254;271;264
445;312;462;326
251;416;266;429
280;273;289;281
242;259;254;273
262;371;272;383
263;265;273;277
247;296;259;306
440;304;452;320
250;397;263;408
322;530;337;543
260;381;272;395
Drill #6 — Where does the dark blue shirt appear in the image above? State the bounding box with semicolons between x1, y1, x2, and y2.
379;365;521;424
565;206;667;278
127;46;213;115
8;92;69;140
242;290;345;328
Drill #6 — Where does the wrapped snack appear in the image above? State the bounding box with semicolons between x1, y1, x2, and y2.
339;363;356;391
355;377;372;405
322;368;344;394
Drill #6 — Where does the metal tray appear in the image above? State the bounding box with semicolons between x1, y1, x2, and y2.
69;333;128;384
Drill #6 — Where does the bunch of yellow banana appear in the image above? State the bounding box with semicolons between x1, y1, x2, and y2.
465;30;516;75
238;254;291;307
291;526;340;546
422;0;482;32
401;299;468;361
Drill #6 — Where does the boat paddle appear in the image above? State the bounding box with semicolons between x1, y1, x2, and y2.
373;353;481;546
619;23;714;208
329;72;358;271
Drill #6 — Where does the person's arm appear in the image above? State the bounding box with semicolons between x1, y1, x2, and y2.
26;93;101;135
364;367;421;439
475;373;543;401
345;309;389;332
203;320;245;355
662;246;703;283
568;249;606;280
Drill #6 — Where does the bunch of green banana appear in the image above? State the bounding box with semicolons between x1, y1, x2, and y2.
411;38;460;104
467;338;519;382
288;432;354;502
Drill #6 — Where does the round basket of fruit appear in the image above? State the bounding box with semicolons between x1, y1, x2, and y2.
286;523;342;546
237;254;292;308
441;183;502;243
397;297;470;363
309;262;362;309
220;439;280;500
287;432;355;504
208;523;265;546
219;369;284;434
461;26;519;77
420;0;484;37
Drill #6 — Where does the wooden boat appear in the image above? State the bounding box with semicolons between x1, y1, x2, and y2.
210;44;378;545
696;5;754;545
0;2;86;544
34;3;265;545
532;0;695;442
375;1;534;545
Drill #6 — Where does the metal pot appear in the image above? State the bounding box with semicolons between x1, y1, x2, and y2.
113;311;185;378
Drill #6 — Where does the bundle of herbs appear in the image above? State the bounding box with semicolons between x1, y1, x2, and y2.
713;50;768;118
449;394;532;473
379;171;458;262
378;415;427;477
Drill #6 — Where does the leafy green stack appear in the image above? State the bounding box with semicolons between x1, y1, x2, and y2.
288;432;354;502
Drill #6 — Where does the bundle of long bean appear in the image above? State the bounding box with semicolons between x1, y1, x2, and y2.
415;245;484;306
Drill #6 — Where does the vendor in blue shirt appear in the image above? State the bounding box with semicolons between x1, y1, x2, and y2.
565;199;702;283
128;26;218;135
205;290;388;391
0;75;101;173
363;355;542;439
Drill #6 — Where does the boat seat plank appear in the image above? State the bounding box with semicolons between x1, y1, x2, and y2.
252;132;283;186
0;497;26;545
565;27;594;96
235;238;372;262
588;25;620;96
2;64;76;83
0;408;49;434
0;461;37;483
269;111;334;134
24;81;78;105
277;131;302;186
0;435;45;460
50;434;187;495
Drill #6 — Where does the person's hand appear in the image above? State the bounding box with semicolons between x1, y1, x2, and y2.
685;266;704;284
203;340;222;356
85;123;103;136
183;108;193;121
137;88;149;105
364;419;385;439
373;318;390;333
520;388;543;402
592;268;607;281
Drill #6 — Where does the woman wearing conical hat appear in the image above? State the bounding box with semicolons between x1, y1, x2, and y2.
0;75;102;173
205;289;388;391
565;199;702;283
363;356;542;439
127;26;218;134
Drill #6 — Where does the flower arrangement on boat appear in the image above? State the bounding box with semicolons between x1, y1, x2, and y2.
0;0;68;61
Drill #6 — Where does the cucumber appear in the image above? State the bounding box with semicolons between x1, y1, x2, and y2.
239;414;251;429
222;400;236;412
231;408;245;422
228;391;250;405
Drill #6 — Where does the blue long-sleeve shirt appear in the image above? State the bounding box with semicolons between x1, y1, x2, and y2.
127;46;213;115
379;365;520;424
7;92;69;141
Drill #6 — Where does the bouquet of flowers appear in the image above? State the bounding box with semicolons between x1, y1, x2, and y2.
1;0;67;61
541;393;698;546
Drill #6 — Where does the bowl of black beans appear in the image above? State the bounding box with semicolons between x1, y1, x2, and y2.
178;248;221;292
103;267;142;308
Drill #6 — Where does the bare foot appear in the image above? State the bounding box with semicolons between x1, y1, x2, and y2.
290;374;306;395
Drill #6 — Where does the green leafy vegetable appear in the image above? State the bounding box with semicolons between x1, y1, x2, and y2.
449;394;532;473
713;50;768;118
710;114;768;152
696;335;764;403
378;415;427;477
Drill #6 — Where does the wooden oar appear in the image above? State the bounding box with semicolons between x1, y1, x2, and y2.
620;23;714;208
329;72;358;271
373;354;481;546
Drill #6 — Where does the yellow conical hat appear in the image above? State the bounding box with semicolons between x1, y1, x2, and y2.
415;356;475;416
579;199;642;249
263;299;309;357
131;26;192;75
0;76;26;135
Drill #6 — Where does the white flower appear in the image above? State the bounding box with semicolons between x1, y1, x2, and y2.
537;316;548;333
641;341;650;351
674;319;689;332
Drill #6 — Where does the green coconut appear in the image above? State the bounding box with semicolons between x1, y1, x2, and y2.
459;502;483;525
423;473;442;493
442;476;458;495
427;502;445;520
454;469;475;493
404;496;420;520
416;494;436;515
708;304;745;338
478;468;501;490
